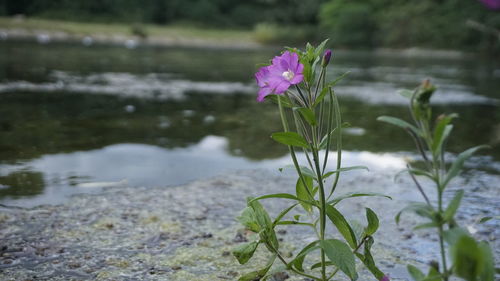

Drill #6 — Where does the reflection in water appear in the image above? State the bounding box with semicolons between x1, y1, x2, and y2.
0;136;411;207
0;41;498;207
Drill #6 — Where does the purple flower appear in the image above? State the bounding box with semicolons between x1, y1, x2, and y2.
478;0;500;10
322;49;332;67
380;275;390;281
255;51;304;102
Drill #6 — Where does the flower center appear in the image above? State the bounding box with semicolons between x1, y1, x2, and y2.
282;70;294;81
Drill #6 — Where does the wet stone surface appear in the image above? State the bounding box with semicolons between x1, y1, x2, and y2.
0;169;498;280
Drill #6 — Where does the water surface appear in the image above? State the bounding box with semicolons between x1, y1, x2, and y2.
0;41;499;207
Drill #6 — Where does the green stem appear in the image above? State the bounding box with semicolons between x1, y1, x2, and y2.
270;244;322;281
278;96;315;201
311;146;327;280
327;90;342;199
437;187;449;281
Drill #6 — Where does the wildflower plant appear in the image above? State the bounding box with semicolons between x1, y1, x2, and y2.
378;80;496;281
233;40;390;281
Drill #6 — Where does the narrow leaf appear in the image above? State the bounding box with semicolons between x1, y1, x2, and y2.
451;235;483;281
478;241;495;281
296;176;314;212
364;208;379;236
237;207;260;232
443;145;489;188
249;193;315;206
327;71;350;88
290;240;320;272
265;94;294;108
295;107;317;126
395;203;434;224
358;236;385;280
233;241;259;265
325;205;357;249
328;192;392;206
310;261;336;270
273;204;298;227
443;189;464;222
323;166;369;179
413;222;439;230
407;265;425;281
238;255;276;281
271;132;309;148
320;239;358;280
398;89;414;99
377;116;420;136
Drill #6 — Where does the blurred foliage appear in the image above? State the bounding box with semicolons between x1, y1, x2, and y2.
0;0;498;51
253;23;318;45
0;0;323;28
320;0;500;52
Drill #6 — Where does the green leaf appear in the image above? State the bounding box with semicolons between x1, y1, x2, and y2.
319;122;350;149
279;164;317;179
275;221;314;227
237;207;261;232
238;255;276;281
248;198;279;251
443;227;469;245
323;166;369;179
407;265;425;281
395;202;434;224
320;239;358;280
265;94;294;108
271;132;309;148
233;241;259;265
424;266;442;281
327;71;350;88
328;192;392;206
432;113;458;155
272;204;298;227
443;145;489;189
364;208;379;236
395;167;434;182
325;205;357;249
451;234;484;281
377;116;420;136
295;107;317;126
310;261;336;270
443;189;464;222
314;39;329;58
296;176;314;212
398;89;414;99
248;198;273;230
357;236;385;280
314;87;329;107
290;240;320;272
478;216;497;223
249;193;315;206
478;241;495;281
413;222;439;230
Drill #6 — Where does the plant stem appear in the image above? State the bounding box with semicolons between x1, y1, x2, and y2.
327;90;342;199
278;96;315;202
270;244;322;281
437;186;448;281
312;146;327;281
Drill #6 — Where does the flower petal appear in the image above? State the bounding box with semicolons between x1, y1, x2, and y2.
273;80;291;94
256;87;273;102
289;52;299;72
290;74;303;85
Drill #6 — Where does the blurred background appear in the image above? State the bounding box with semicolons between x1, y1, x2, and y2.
0;0;499;207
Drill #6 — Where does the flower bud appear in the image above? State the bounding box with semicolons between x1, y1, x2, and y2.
380;275;390;281
321;49;332;67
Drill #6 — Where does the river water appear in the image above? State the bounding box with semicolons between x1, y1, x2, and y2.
0;40;499;207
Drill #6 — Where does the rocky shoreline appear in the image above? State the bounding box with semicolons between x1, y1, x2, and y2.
0;169;498;280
